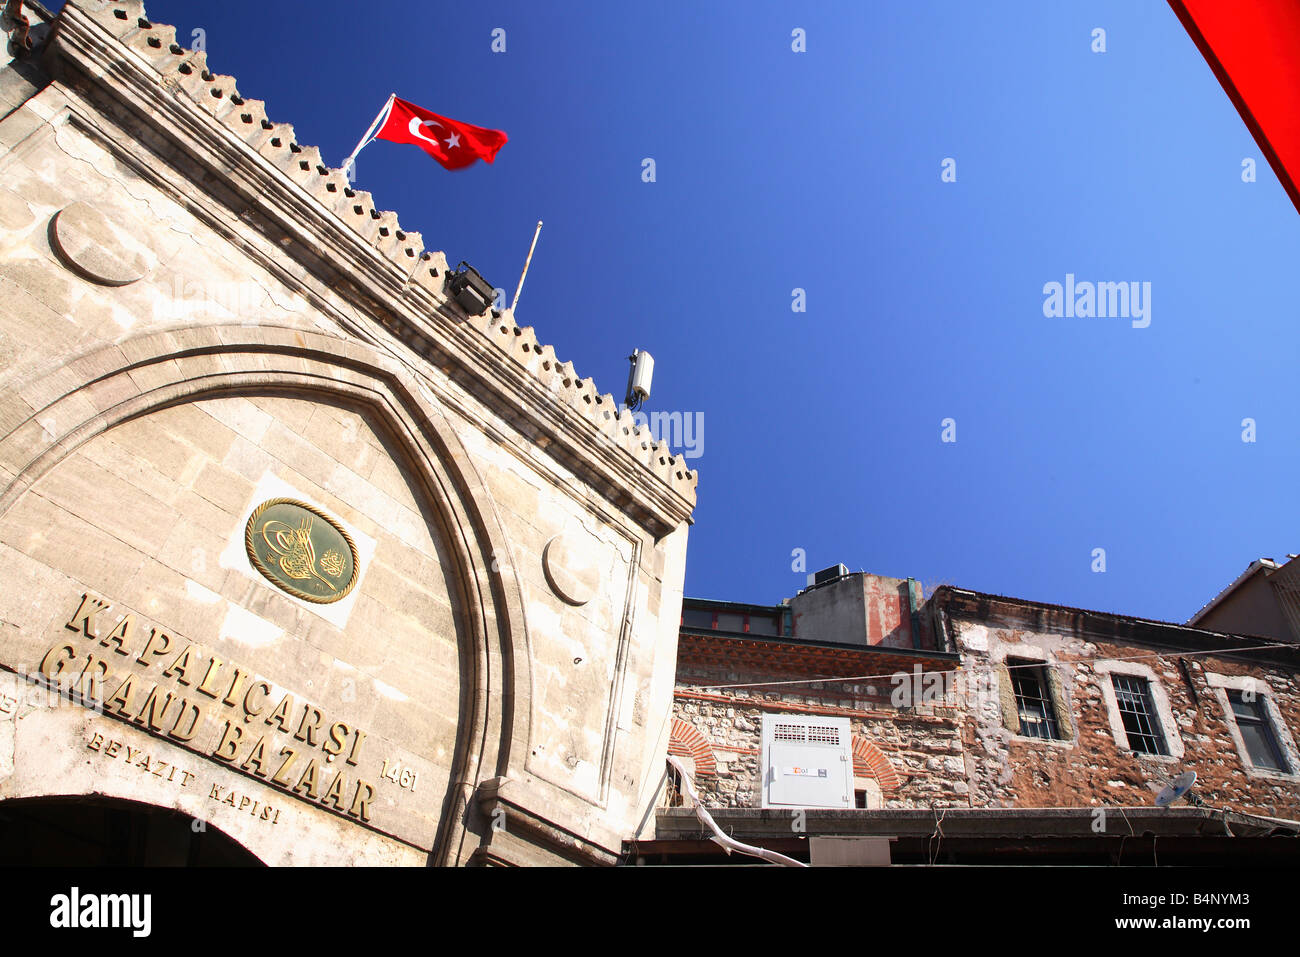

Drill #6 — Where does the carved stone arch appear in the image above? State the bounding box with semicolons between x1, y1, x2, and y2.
668;717;716;775
851;736;902;792
0;324;533;865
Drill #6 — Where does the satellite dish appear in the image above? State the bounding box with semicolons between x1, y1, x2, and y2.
1155;770;1200;807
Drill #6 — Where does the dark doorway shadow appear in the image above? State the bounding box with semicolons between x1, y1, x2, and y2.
0;796;264;866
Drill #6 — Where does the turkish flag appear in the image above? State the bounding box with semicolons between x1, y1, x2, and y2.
1170;1;1300;216
375;97;508;170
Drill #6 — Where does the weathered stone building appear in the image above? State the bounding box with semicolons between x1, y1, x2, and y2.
940;585;1300;819
646;568;1300;864
0;0;696;865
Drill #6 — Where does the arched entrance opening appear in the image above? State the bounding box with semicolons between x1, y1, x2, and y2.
0;327;535;866
0;796;264;866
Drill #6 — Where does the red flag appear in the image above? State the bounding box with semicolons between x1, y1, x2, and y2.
375;97;508;170
1169;1;1300;216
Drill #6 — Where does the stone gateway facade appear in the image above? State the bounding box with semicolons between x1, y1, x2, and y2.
0;0;696;866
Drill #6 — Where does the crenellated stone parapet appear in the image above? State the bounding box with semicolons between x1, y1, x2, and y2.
42;0;696;534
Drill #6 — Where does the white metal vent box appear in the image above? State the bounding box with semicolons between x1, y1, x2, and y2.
761;714;853;809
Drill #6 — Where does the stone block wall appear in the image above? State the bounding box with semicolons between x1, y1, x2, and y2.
0;0;696;866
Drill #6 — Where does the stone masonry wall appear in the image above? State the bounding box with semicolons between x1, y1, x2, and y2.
673;646;969;810
955;617;1300;819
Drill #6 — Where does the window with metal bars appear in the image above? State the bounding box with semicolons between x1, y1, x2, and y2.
1009;660;1060;740
1111;674;1167;755
1228;690;1289;772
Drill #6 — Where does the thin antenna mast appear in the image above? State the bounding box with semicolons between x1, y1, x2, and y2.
511;220;543;314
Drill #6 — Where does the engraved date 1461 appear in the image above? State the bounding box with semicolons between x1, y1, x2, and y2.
380;758;417;791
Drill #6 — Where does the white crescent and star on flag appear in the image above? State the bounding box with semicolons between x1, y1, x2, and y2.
359;96;505;171
408;116;460;152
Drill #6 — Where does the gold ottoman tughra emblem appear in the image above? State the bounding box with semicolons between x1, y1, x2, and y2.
320;549;346;579
245;499;359;604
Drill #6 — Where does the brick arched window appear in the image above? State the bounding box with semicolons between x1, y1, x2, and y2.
852;736;901;792
668;718;716;775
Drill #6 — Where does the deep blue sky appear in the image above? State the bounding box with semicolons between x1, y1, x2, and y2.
81;1;1300;623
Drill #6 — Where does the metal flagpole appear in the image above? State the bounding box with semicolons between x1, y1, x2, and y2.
340;93;396;180
511;220;543;313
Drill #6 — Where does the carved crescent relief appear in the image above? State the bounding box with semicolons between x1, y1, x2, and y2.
50;201;156;286
542;531;608;607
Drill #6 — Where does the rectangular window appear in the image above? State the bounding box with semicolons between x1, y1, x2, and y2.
1228;690;1288;772
715;613;744;633
1009;660;1060;740
680;609;713;631
1111;675;1167;755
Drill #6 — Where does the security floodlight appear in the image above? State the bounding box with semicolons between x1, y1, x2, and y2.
446;260;495;316
624;349;653;411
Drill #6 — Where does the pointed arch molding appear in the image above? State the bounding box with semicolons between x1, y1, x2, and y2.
668;718;716;775
0;324;534;865
852;736;902;791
